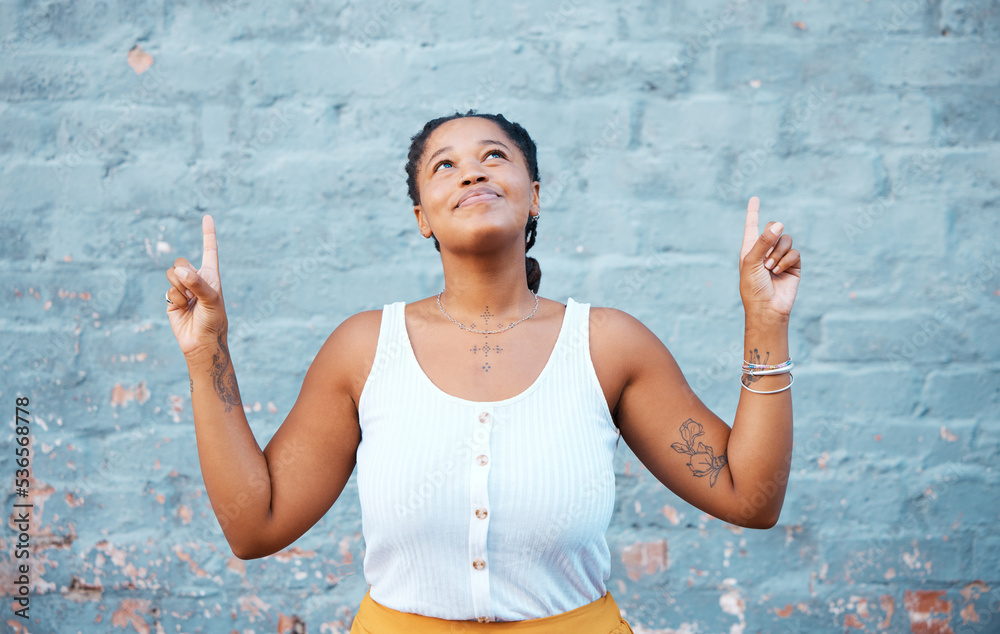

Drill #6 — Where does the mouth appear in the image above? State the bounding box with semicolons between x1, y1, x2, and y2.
456;188;500;208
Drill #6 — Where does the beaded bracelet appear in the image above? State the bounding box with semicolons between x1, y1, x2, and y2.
740;373;794;394
743;359;792;370
742;362;795;376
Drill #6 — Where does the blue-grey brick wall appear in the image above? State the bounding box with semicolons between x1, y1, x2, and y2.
2;0;998;632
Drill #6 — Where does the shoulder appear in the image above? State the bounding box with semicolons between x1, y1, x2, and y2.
579;305;670;420
588;305;671;373
588;305;654;342
329;308;383;350
316;308;385;405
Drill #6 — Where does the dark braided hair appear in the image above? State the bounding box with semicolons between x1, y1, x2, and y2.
405;110;541;294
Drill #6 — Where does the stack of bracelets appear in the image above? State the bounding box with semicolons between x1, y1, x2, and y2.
741;359;794;394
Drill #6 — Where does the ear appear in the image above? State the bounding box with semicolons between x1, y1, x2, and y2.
529;181;540;217
414;205;432;238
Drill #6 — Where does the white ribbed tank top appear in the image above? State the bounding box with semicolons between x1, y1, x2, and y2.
356;297;621;623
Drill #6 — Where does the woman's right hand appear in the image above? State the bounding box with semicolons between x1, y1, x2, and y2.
166;214;229;359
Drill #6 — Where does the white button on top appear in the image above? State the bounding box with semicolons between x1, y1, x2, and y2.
478;412;490;423
473;558;486;570
475;507;488;519
476;454;489;466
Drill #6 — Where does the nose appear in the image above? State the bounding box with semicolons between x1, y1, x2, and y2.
460;165;488;186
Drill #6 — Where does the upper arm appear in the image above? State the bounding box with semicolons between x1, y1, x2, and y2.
602;308;745;524
247;309;380;558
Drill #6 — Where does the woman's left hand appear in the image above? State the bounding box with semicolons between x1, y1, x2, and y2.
739;196;801;319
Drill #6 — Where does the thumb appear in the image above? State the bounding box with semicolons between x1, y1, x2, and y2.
175;266;218;303
743;221;783;267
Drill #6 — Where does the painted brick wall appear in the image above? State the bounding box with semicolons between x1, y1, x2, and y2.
2;0;998;632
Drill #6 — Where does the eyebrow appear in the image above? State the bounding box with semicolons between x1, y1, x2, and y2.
425;139;513;170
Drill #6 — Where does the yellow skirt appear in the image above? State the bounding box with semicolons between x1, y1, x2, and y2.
350;588;634;633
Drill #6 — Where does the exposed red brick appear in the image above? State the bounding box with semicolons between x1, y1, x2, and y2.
904;589;954;634
960;580;989;602
111;598;151;634
127;45;154;74
879;594;895;630
844;613;865;629
904;590;952;616
621;539;669;581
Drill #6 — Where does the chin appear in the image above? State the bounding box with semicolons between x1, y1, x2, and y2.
453;226;522;251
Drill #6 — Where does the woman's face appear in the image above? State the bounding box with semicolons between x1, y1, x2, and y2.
413;117;539;255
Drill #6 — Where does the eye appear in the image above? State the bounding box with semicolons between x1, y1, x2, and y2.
485;149;506;160
432;160;453;173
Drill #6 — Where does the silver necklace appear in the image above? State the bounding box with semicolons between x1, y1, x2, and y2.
436;290;539;335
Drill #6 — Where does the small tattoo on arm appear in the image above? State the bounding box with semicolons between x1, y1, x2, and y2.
742;348;770;386
190;377;194;393
671;418;729;487
210;332;241;413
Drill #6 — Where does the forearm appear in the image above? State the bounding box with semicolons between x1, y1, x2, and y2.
186;334;272;556
726;313;793;526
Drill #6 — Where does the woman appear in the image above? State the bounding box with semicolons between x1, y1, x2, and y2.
165;111;800;632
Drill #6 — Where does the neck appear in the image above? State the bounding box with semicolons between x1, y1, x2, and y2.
437;250;535;326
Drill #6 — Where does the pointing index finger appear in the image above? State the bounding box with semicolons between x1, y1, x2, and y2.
741;196;760;261
202;214;219;274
